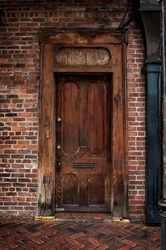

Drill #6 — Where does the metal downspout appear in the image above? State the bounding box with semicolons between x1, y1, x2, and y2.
158;0;166;249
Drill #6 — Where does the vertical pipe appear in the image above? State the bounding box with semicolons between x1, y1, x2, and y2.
161;0;166;96
161;0;166;201
158;0;166;249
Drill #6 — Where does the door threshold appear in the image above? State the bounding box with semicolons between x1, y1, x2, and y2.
55;212;112;221
55;205;109;212
55;212;130;223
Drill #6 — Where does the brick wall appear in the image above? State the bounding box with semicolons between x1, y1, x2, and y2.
127;29;146;221
0;0;146;220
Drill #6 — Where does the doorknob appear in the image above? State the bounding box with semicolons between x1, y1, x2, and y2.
57;145;61;149
57;118;61;122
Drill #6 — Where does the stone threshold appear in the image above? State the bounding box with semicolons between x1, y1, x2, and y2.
35;212;130;223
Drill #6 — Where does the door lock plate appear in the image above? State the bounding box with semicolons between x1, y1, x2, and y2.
46;130;50;139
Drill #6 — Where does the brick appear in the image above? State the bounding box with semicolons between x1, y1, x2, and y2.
0;0;146;219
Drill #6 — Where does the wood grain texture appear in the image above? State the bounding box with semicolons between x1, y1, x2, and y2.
61;82;79;155
55;47;111;66
53;45;114;72
88;82;105;155
111;44;127;217
41;30;123;45
56;75;110;211
38;43;55;215
88;174;105;205
39;30;127;217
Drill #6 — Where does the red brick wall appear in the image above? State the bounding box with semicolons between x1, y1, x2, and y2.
0;0;146;220
127;28;146;221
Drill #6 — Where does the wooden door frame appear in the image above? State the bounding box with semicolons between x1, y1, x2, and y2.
38;29;127;218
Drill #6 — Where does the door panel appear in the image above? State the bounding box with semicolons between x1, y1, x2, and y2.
63;173;78;204
61;82;79;155
88;174;105;205
88;83;105;155
55;75;112;212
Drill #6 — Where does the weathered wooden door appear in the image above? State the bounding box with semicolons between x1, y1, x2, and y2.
55;75;111;212
39;31;127;217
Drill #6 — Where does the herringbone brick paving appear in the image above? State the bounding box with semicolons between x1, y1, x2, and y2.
0;217;161;250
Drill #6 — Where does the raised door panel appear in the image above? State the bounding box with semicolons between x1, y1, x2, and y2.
88;82;106;155
61;82;79;156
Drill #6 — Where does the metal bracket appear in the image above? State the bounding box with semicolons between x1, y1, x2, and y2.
46;130;50;139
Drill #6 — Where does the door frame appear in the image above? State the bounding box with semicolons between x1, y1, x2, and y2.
38;29;128;218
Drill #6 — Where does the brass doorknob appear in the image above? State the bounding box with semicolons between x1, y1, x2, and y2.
57;145;61;149
57;118;61;122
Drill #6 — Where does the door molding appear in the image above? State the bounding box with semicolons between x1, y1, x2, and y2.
38;29;127;217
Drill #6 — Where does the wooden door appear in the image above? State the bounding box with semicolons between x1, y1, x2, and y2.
55;75;112;212
39;32;127;217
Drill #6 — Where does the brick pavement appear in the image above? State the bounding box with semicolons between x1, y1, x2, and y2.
0;215;161;250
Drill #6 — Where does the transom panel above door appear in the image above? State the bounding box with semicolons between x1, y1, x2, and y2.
55;75;112;212
39;30;127;217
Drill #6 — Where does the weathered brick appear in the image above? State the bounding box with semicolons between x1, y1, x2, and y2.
0;0;145;220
